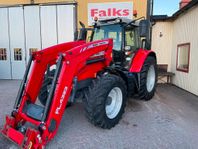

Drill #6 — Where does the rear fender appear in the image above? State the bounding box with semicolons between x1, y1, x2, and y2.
129;49;156;73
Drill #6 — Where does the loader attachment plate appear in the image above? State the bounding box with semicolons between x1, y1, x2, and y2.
1;115;44;149
4;127;24;145
0;128;24;146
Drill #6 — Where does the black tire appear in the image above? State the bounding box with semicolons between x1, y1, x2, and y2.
83;74;127;129
38;70;72;107
138;56;157;100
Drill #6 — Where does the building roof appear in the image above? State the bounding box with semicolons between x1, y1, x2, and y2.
172;0;198;18
153;0;198;21
152;15;170;21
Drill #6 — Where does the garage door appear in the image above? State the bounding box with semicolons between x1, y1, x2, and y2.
57;5;75;44
0;4;76;79
40;6;58;49
9;7;26;79
24;6;41;61
0;8;11;79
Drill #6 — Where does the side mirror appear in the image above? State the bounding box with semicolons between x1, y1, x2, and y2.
141;39;151;50
139;20;150;37
78;28;87;40
74;31;78;41
79;21;85;28
78;21;87;41
125;45;132;51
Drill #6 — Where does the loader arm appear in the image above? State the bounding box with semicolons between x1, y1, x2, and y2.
45;39;113;141
1;39;113;148
22;40;86;104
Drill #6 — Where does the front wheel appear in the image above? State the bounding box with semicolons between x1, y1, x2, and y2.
138;56;157;100
38;69;72;107
83;74;127;129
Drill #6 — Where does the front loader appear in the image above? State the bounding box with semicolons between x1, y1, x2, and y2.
1;18;157;148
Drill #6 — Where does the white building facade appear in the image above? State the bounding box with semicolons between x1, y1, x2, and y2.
152;1;198;96
0;3;76;79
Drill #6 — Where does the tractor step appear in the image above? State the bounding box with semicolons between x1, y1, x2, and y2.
25;104;44;121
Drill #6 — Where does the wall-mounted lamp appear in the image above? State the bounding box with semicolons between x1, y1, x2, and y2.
133;10;138;18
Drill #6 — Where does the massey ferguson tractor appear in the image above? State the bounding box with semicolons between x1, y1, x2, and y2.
1;17;157;148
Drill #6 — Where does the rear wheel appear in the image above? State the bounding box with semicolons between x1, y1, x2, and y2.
83;74;127;129
138;56;157;100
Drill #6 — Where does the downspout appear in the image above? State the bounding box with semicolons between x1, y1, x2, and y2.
146;0;154;49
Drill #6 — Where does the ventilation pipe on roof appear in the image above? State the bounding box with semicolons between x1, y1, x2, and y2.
180;0;191;9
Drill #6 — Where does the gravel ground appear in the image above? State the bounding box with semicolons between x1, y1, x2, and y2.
0;80;198;149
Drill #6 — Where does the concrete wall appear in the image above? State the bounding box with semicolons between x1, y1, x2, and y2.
171;6;198;96
152;21;173;71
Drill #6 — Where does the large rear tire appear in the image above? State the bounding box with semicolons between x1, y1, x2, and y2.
138;56;157;100
83;74;127;129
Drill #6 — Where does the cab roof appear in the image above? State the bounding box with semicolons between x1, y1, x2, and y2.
96;17;139;27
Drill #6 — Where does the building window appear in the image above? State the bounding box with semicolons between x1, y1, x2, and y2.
0;48;7;61
29;48;38;55
14;48;22;61
176;43;190;73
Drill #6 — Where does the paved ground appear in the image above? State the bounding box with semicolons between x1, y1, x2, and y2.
0;80;198;149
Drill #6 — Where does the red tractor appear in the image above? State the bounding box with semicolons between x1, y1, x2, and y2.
1;18;157;148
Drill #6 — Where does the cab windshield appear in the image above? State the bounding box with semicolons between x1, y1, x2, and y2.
92;24;122;51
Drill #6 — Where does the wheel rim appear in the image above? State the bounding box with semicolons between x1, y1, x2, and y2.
146;65;156;92
105;87;123;119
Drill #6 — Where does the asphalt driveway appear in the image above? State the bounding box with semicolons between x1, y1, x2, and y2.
0;80;198;149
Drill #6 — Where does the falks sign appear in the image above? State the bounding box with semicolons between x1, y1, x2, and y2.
88;2;133;26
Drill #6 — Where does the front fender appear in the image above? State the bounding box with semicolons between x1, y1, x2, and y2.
129;49;156;73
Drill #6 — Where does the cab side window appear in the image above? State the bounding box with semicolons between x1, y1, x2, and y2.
92;29;104;41
125;29;139;51
108;31;122;51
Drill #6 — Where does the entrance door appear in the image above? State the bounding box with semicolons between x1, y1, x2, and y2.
9;7;26;79
0;8;11;79
24;6;41;61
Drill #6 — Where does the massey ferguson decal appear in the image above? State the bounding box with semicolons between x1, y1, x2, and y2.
55;86;68;115
88;2;133;26
80;41;109;53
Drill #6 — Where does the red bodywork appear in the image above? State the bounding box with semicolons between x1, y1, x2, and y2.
1;38;155;148
1;39;113;148
130;49;156;73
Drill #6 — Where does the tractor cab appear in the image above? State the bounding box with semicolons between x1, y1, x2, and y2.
78;17;150;69
91;18;140;67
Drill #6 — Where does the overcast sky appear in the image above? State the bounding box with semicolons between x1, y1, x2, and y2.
153;0;181;16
